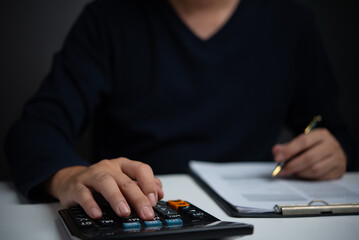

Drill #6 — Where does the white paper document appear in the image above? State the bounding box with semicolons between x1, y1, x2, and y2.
189;161;359;213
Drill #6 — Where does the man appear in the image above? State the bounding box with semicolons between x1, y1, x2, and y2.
5;0;354;221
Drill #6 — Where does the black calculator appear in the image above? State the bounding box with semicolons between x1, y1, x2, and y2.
58;199;253;240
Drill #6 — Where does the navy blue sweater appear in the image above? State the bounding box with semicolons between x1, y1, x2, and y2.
5;0;355;201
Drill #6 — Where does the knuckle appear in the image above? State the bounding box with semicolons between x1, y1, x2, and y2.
98;159;112;167
95;173;113;184
74;184;90;197
67;175;85;192
73;185;92;203
115;157;130;164
136;163;152;172
71;174;84;186
74;184;87;192
88;163;100;173
120;180;136;190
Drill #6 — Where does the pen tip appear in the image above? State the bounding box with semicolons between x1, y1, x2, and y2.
272;166;281;177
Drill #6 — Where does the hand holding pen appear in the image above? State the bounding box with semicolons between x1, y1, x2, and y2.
272;116;322;177
272;115;347;180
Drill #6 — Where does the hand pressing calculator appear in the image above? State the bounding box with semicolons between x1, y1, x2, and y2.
58;199;253;240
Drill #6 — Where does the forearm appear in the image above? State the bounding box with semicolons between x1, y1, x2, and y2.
5;118;90;202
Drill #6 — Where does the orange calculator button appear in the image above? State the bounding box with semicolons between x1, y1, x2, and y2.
167;200;190;211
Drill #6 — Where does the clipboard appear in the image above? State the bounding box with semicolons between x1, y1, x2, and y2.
189;166;359;218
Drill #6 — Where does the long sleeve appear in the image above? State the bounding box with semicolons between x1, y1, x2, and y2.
5;2;112;201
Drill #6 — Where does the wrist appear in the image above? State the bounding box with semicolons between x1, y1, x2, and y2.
45;165;88;199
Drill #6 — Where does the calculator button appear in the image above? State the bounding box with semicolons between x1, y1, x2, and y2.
122;212;142;229
177;205;191;213
144;220;162;227
98;218;116;226
123;222;141;229
180;207;204;219
167;200;190;211
190;211;204;219
75;217;96;227
154;204;181;219
165;218;183;226
124;217;140;222
124;212;141;223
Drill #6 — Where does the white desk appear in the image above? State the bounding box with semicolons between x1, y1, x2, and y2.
1;174;359;240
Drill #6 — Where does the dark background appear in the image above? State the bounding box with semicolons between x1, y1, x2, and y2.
0;0;358;180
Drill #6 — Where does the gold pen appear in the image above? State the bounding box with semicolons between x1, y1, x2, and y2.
272;115;322;177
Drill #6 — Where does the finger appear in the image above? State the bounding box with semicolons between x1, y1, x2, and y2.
119;158;159;206
277;129;325;162
317;166;345;180
154;177;162;188
155;178;164;200
115;172;155;220
128;178;163;202
86;173;131;217
296;150;346;180
294;155;335;180
272;144;285;162
282;140;331;176
73;184;102;219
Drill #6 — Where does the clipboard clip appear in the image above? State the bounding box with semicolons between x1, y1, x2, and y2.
274;200;359;216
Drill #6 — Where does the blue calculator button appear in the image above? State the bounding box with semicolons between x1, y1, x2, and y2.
165;218;183;226
144;220;162;227
123;222;141;229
